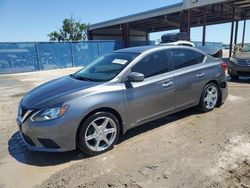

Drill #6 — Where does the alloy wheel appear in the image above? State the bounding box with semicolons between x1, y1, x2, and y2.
84;117;117;152
204;85;218;109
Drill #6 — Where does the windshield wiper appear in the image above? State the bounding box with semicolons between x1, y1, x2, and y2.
70;74;94;82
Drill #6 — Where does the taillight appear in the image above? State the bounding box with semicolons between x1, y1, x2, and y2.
220;61;228;72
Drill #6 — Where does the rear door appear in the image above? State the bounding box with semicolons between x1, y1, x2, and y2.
124;49;175;127
169;48;207;109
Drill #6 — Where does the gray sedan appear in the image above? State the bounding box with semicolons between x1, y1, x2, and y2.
17;46;228;155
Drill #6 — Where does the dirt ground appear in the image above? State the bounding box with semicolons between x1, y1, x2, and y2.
0;68;249;188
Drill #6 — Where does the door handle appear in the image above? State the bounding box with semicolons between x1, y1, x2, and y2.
196;73;205;77
162;81;174;87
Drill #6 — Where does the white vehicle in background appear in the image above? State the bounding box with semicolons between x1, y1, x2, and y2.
159;40;195;47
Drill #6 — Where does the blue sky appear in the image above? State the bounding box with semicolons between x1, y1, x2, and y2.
0;0;249;44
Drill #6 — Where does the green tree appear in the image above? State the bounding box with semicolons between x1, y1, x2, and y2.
48;17;89;41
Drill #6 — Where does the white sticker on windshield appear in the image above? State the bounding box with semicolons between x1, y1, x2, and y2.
112;59;128;65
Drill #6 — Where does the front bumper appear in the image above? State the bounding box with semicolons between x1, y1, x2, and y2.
228;62;250;77
16;108;80;152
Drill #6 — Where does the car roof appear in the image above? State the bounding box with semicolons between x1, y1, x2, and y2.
114;46;158;54
114;45;203;55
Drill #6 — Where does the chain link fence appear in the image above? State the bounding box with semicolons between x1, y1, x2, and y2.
0;40;154;74
0;40;222;74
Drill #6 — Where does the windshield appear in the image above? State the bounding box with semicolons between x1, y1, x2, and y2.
234;44;250;58
243;44;250;52
73;52;139;82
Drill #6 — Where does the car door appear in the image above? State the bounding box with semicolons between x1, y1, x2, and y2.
124;49;175;127
169;48;207;110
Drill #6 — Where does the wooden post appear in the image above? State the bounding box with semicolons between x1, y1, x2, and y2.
180;10;191;41
180;11;185;32
123;23;130;47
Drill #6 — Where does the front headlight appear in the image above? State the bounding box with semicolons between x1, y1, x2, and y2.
30;105;69;122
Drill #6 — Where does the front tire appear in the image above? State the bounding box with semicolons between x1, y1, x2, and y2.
77;112;120;156
199;83;219;112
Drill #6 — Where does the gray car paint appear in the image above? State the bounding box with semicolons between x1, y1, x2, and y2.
17;46;228;152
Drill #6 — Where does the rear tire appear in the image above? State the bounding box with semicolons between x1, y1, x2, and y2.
77;112;120;156
199;83;219;112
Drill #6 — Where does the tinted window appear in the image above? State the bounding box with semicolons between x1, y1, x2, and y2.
131;50;169;78
170;49;205;69
194;51;206;62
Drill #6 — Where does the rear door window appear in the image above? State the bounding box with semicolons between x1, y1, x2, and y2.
170;49;205;70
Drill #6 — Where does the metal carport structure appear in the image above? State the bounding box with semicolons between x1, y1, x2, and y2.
88;0;250;57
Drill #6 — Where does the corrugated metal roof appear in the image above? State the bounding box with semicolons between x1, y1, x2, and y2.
88;0;231;31
89;2;183;30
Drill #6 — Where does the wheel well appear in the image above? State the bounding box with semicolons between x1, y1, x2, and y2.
204;80;222;106
75;107;123;148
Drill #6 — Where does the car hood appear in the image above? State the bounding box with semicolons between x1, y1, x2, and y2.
22;75;101;109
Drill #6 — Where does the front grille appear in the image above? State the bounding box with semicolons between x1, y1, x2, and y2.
237;71;250;76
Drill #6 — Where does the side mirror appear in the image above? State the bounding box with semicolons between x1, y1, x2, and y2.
127;72;144;82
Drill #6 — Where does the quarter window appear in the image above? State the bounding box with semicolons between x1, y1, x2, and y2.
131;50;169;78
170;49;205;69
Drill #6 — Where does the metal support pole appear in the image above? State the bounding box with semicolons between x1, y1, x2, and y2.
229;7;235;58
202;9;206;46
234;21;239;46
70;42;74;67
187;10;191;41
234;20;239;54
242;19;246;48
97;41;100;56
35;42;41;70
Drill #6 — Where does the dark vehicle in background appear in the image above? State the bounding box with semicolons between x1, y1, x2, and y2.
159;32;195;47
228;44;250;79
197;46;223;58
161;32;190;43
